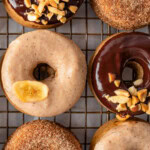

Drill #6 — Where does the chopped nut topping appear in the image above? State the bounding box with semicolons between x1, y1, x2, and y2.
59;3;65;10
54;0;59;4
38;1;45;13
116;114;130;121
133;79;143;86
103;94;110;99
114;89;130;97
116;104;127;112
46;13;54;20
132;96;139;105
114;80;120;87
127;98;132;107
48;6;66;16
41;20;48;25
130;104;141;112
141;103;148;112
31;4;42;16
62;0;69;2
128;86;137;96
31;4;38;10
46;0;58;8
69;5;78;13
108;96;129;104
108;73;116;83
27;13;39;21
24;0;76;24
137;89;147;102
60;17;67;23
146;102;150;114
57;14;63;20
24;0;31;8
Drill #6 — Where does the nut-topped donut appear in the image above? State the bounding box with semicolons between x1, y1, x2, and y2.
1;30;87;117
90;0;150;30
88;32;150;120
4;120;82;150
3;0;83;28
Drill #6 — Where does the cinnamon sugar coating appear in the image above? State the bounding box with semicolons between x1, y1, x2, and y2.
91;0;150;30
4;120;81;150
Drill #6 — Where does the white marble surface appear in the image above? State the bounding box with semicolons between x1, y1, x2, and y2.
0;1;150;150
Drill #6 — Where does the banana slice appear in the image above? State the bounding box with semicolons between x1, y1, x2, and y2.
13;80;49;103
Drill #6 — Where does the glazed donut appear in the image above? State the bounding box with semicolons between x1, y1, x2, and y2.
88;32;150;120
3;0;83;28
1;30;87;117
90;0;150;30
4;120;82;150
90;118;150;150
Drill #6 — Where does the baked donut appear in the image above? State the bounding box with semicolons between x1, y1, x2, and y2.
1;30;87;117
90;118;150;150
88;32;150;120
90;0;150;30
3;0;83;28
4;120;82;150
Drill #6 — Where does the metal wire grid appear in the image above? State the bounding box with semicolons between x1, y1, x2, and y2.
0;0;150;149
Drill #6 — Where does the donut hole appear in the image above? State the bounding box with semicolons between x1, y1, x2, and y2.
33;63;55;81
122;61;143;88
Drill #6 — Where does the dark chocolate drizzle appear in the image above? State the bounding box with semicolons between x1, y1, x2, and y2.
91;32;150;115
8;0;83;25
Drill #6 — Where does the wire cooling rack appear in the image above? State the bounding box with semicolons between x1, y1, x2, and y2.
0;0;150;149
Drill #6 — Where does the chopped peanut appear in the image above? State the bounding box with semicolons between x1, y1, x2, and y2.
114;80;121;87
41;20;48;25
108;73;116;83
128;86;137;96
46;13;54;20
58;3;65;10
137;89;147;102
116;104;127;112
48;6;66;16
133;79;143;86
114;89;130;97
24;0;31;8
60;17;67;23
69;5;78;13
141;103;148;112
116;114;130;121
132;96;139;105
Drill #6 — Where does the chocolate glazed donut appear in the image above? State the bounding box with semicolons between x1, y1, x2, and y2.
3;0;83;28
89;32;150;119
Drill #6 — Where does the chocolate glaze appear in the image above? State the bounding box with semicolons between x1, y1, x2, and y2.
91;32;150;115
8;0;83;25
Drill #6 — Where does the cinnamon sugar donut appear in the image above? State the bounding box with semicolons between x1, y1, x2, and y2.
90;0;150;30
4;120;82;150
1;30;87;117
90;118;150;150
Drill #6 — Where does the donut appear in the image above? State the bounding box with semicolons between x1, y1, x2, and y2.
1;30;87;117
90;0;150;30
90;118;150;150
4;120;82;150
88;32;150;120
3;0;83;28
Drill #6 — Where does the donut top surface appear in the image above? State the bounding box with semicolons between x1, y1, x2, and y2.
94;120;150;150
4;120;81;150
91;0;150;30
91;32;150;116
1;30;86;117
8;0;83;25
